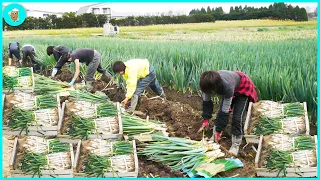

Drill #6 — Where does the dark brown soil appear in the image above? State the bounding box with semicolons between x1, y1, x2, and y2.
136;97;204;140
153;87;202;111
41;68;82;83
102;85;126;102
60;102;75;135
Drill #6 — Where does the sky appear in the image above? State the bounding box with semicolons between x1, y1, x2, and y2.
3;2;318;15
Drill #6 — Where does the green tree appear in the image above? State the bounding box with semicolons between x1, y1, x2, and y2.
207;6;211;14
200;7;206;14
298;8;308;21
230;6;234;13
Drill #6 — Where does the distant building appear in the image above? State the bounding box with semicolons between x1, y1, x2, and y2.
76;3;111;16
75;3;141;19
26;9;63;18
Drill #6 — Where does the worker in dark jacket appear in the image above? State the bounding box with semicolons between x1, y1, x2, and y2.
47;45;72;77
66;48;112;91
21;44;40;73
198;70;258;156
8;41;21;66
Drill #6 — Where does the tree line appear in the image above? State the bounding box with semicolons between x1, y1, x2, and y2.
3;3;311;30
189;3;309;21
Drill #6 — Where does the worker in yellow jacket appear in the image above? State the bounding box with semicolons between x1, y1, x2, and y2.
113;59;166;113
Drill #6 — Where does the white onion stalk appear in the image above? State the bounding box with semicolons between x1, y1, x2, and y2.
10;92;35;110
46;152;71;170
31;108;59;127
17;76;33;87
291;150;316;168
92;117;118;135
85;139;113;156
23;136;48;154
71;101;97;118
281;117;306;134
110;155;135;172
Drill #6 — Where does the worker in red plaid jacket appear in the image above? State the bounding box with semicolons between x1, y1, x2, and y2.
198;70;258;156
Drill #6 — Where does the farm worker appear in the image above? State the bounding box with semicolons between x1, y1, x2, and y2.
112;59;166;113
66;48;112;91
21;44;40;74
46;45;72;77
8;41;21;66
198;70;258;156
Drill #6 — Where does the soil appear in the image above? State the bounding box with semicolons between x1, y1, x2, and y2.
100;85;126;102
41;68;82;83
152;87;203;111
60;102;75;135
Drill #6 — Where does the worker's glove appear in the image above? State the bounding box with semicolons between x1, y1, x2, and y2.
51;68;58;77
197;119;209;133
211;125;222;143
68;78;75;87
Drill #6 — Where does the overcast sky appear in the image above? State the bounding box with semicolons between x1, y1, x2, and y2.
3;2;318;15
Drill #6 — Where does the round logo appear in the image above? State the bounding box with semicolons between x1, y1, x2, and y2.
3;4;27;26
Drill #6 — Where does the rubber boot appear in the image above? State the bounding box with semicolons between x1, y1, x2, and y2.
33;64;40;74
127;94;139;113
101;71;112;83
86;81;94;92
229;135;243;156
8;58;12;66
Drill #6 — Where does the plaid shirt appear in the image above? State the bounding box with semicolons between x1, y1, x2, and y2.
234;71;258;102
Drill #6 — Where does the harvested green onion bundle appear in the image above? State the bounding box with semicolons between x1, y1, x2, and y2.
113;141;133;155
265;149;293;177
36;94;57;109
69;90;109;103
283;103;304;117
293;136;315;150
254;116;281;135
139;135;224;172
3;66;18;76
9;92;35;110
84;153;111;178
3;75;18;91
18;67;32;77
21;152;47;178
85;139;132;156
122;115;167;136
9;108;35;134
68;115;96;139
97;103;118;117
48;139;70;153
265;134;293;151
34;74;68;95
